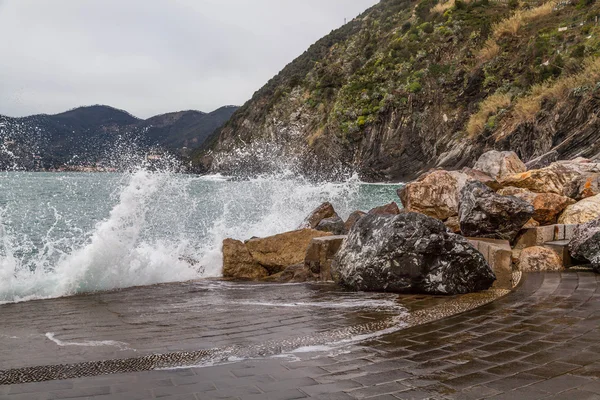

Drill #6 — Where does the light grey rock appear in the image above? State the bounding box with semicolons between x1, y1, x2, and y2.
473;150;526;180
569;218;600;270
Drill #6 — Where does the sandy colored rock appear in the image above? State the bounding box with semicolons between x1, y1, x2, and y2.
500;163;583;195
398;170;467;220
344;211;366;233
444;216;461;233
498;187;575;225
518;246;564;272
299;202;337;229
222;239;269;280
473;150;526;180
558;194;600;224
245;229;332;274
461;168;502;191
368;202;401;215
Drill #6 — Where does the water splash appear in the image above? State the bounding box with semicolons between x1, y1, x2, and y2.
0;168;400;304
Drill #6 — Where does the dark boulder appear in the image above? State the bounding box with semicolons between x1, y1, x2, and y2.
459;181;534;241
331;212;496;295
569;218;600;269
316;216;346;235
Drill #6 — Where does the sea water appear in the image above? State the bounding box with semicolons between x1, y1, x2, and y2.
0;170;400;304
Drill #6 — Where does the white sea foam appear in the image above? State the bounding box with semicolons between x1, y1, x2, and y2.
45;332;131;350
0;167;400;304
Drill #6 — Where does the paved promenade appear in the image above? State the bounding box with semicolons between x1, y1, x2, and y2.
1;271;599;399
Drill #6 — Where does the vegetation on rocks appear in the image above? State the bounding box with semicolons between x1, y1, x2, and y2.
199;0;600;181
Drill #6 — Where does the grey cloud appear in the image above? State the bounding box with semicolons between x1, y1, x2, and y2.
0;0;379;118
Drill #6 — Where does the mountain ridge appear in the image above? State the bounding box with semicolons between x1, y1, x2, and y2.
0;104;239;170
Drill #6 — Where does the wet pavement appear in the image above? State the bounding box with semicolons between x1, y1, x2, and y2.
1;271;600;399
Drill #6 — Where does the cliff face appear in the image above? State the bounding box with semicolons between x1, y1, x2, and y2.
203;0;600;181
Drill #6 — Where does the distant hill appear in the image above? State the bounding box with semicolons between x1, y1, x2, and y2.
0;105;238;170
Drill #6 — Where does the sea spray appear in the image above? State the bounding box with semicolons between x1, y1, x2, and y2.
0;170;400;304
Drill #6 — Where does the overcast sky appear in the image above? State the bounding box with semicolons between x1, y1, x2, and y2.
0;0;379;119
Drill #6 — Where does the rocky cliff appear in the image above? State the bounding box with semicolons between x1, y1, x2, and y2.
200;0;600;181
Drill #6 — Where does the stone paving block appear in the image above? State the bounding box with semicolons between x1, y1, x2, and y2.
580;380;600;395
352;369;411;386
257;377;318;393
543;388;600;400
347;381;411;399
153;382;216;398
526;361;581;378
485;372;546;392
393;388;449;400
514;226;556;250
46;386;111;399
309;393;355;400
442;372;499;390
321;359;373;373
80;392;151;400
527;374;594;393
298;380;362;396
487;386;548;400
240;388;307;400
7;381;74;395
0;393;46;400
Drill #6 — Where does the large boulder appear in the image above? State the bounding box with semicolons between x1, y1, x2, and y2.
316;216;346;235
564;173;600;200
222;239;269;280
497;187;575;225
518;246;564;272
368;202;401;215
461;168;502;191
398;170;468;220
569;218;600;268
344;211;366;232
473;150;526;180
558;194;600;224
245;229;333;274
331;212;496;295
299;202;337;229
459;181;534;241
500;161;598;195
